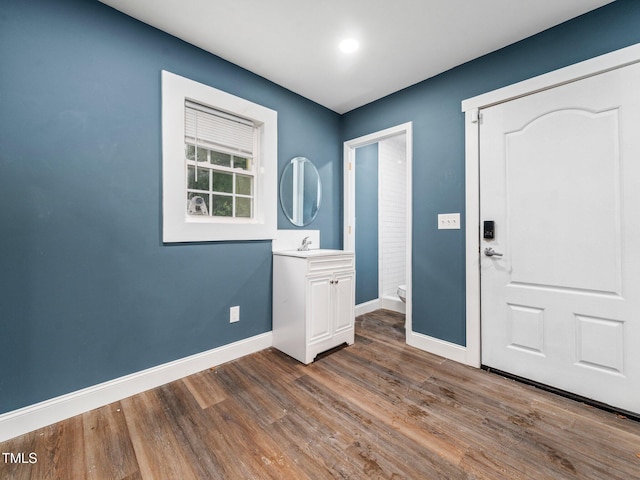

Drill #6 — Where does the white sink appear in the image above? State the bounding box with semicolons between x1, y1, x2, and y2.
273;249;351;258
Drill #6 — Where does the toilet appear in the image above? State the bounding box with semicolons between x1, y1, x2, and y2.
397;284;406;303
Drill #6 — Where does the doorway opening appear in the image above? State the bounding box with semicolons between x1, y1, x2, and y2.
343;122;413;340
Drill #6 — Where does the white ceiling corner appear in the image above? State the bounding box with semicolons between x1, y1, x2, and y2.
99;0;615;114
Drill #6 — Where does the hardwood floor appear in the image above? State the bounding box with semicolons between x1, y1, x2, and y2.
2;310;640;479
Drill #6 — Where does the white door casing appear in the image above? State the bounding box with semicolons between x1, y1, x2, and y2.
464;44;640;370
344;123;414;342
464;44;640;414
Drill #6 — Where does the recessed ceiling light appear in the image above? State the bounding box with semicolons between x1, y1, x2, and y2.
339;38;359;54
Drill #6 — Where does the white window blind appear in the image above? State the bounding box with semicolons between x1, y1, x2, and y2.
185;101;254;155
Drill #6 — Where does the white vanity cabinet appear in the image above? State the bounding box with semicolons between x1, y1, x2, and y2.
272;250;355;364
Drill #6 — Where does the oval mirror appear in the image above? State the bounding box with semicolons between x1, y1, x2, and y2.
280;157;322;226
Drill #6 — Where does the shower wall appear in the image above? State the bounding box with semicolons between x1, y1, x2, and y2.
379;135;407;303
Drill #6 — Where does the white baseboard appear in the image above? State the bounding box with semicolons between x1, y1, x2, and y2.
355;297;405;316
381;296;406;314
355;299;382;316
0;332;273;442
406;330;468;365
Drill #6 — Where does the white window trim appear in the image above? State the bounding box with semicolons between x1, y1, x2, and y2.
162;70;277;242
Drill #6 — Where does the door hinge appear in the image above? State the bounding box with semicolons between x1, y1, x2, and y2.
471;109;482;124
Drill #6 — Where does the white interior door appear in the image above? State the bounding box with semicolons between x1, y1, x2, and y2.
480;62;640;414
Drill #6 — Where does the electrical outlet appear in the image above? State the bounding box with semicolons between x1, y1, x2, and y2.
230;306;240;323
438;213;460;230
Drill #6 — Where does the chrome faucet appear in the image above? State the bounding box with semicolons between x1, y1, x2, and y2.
298;236;312;251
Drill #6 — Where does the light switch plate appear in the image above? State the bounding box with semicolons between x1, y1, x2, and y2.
438;213;460;230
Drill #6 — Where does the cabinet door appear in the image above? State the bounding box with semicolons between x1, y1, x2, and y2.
307;274;333;344
333;271;355;334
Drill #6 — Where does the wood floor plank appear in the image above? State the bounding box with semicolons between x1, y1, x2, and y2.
300;360;471;479
214;358;298;426
394;357;623;478
166;362;316;479
2;308;640;479
412;358;639;478
267;411;359;479
159;379;278;479
181;368;229;409
0;415;86;480
204;394;315;479
121;389;200;480
0;430;37;480
83;401;139;480
289;376;451;479
416;368;640;479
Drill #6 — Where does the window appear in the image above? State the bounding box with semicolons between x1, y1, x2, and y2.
162;71;277;242
185;102;255;219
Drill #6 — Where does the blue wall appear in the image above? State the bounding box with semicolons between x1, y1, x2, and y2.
341;0;640;346
0;0;341;414
354;144;379;304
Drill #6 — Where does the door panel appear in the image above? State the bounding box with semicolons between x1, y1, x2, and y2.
480;63;640;414
334;271;355;334
506;108;621;294
307;275;332;344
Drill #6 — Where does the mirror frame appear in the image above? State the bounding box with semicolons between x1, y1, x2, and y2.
279;156;322;226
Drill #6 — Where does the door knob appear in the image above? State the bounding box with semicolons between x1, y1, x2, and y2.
484;247;503;257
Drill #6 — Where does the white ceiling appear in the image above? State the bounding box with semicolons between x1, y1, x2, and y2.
99;0;614;114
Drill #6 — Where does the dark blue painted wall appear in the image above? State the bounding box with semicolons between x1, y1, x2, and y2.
0;0;341;414
355;144;379;304
341;0;640;346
